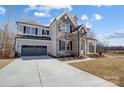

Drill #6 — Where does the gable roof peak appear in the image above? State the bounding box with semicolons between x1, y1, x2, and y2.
56;11;77;26
64;9;68;14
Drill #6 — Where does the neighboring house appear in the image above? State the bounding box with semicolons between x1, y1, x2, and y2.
15;11;97;57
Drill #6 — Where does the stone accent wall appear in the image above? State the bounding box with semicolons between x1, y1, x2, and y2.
56;31;72;57
56;14;75;57
70;31;79;56
70;31;87;56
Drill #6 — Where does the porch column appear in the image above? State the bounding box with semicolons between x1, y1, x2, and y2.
84;40;87;55
94;41;96;53
87;40;89;54
79;39;81;56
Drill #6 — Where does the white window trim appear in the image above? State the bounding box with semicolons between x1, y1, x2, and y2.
60;22;70;32
59;40;70;51
42;29;49;36
23;26;38;36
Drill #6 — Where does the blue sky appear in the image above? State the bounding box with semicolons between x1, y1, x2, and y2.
0;5;124;46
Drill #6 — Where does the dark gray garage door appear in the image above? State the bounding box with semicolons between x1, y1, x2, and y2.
21;45;47;56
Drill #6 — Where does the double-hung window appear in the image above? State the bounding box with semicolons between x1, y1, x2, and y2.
26;27;30;34
23;26;38;35
23;26;49;36
65;24;70;32
59;40;71;51
42;29;49;35
23;26;30;34
66;41;70;50
61;41;65;50
60;23;70;32
31;27;36;35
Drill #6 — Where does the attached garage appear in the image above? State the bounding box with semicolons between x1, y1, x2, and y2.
21;45;47;56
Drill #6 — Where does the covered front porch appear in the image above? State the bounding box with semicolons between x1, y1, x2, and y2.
79;38;97;56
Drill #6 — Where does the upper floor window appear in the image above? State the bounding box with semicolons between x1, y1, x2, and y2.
42;29;49;35
31;27;37;35
23;26;38;35
60;23;71;32
23;26;30;34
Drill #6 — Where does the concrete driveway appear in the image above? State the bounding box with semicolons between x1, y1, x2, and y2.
0;56;118;87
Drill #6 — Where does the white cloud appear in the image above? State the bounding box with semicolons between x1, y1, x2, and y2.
107;29;124;39
34;12;49;17
81;14;88;20
0;6;6;14
96;5;102;7
96;5;112;7
44;5;72;11
24;5;45;12
25;5;72;17
81;13;103;29
93;13;103;20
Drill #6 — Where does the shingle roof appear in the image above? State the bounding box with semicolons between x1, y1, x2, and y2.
16;35;51;40
16;21;49;28
72;24;90;33
72;25;82;32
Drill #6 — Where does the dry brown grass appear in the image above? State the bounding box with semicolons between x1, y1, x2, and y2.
69;54;124;86
0;59;14;69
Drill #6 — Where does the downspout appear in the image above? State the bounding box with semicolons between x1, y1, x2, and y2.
77;30;80;57
14;24;18;57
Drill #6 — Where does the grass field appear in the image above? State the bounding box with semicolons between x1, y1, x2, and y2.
0;59;14;69
69;54;124;86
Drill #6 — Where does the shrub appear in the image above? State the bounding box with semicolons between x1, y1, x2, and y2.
87;53;99;58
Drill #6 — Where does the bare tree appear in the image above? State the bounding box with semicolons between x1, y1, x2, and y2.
0;6;16;58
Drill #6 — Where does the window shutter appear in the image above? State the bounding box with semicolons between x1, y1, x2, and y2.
24;26;26;33
70;25;72;33
42;29;44;35
47;30;49;35
59;40;61;51
35;28;38;35
70;41;72;50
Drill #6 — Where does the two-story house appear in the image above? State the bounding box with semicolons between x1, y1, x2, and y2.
15;11;97;57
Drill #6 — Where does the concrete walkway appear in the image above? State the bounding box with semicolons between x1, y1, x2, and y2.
64;58;95;63
0;56;118;87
